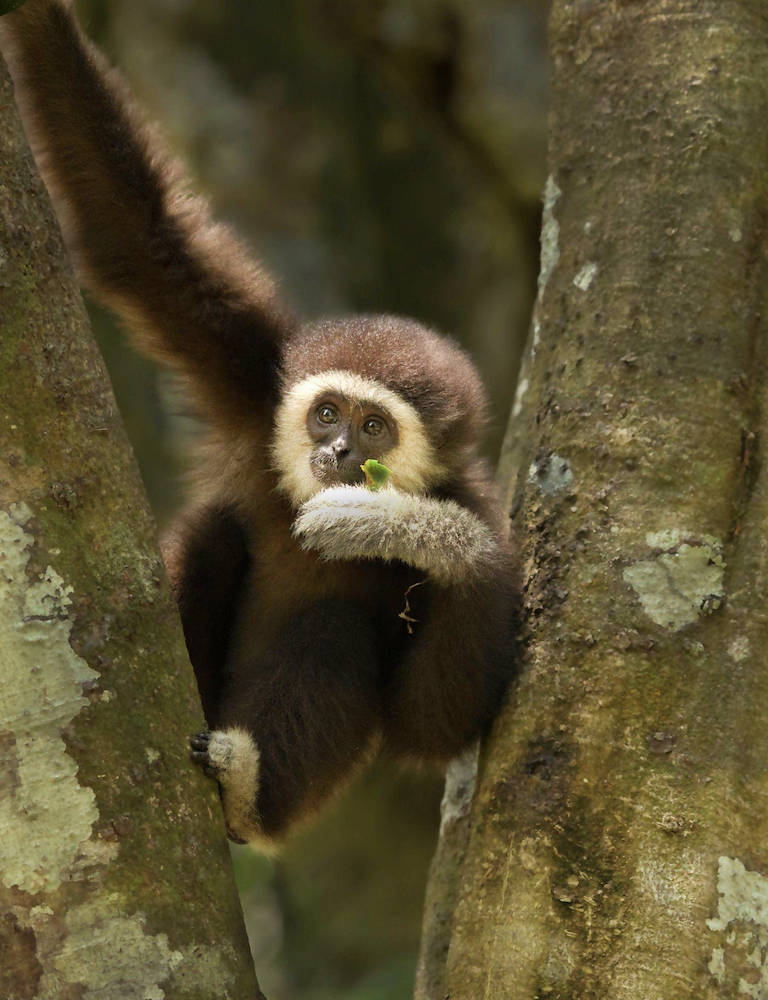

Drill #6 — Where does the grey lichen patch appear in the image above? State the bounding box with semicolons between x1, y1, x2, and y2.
729;636;750;663
439;745;478;835
173;942;238;996
646;528;689;550
528;454;574;496
623;530;725;631
533;318;541;350
537;175;561;300
50;899;183;1000
0;507;106;894
573;261;598;291
707;857;768;933
708;947;726;980
16;895;236;998
707;857;768;995
728;207;743;243
512;377;529;418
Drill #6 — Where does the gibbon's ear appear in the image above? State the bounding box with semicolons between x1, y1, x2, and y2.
0;0;297;430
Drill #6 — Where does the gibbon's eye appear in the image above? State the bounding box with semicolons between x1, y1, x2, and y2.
362;417;384;437
317;405;339;425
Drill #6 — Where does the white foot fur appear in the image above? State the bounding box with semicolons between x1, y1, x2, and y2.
189;727;269;848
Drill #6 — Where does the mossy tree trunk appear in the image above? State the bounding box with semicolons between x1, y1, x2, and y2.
417;2;768;997
0;59;264;1000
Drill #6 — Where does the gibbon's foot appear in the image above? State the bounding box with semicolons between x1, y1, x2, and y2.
189;731;218;775
189;727;264;846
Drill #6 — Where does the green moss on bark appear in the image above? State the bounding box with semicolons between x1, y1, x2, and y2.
0;61;263;1000
421;2;768;997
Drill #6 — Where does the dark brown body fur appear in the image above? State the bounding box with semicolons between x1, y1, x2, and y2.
1;0;516;843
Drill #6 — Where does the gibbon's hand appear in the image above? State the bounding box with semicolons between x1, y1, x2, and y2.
292;485;500;584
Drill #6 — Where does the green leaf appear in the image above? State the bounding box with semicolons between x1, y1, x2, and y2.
361;459;392;491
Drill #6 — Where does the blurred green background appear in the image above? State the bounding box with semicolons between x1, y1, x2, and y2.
75;1;550;996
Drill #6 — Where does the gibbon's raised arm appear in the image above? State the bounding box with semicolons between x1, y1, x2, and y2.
292;485;504;585
0;0;294;428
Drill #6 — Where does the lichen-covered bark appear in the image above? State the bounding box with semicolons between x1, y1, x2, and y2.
0;60;264;1000
419;2;768;997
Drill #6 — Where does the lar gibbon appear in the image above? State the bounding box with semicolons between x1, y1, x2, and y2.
0;0;516;848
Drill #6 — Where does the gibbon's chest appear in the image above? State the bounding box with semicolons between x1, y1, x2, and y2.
226;519;426;669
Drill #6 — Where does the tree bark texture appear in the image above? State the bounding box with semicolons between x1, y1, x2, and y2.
414;749;478;1000
420;2;768;997
0;59;264;1000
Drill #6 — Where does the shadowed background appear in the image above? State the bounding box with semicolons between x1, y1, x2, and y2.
74;1;550;996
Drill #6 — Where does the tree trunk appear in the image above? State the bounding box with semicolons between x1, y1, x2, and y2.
0;58;264;1000
417;2;768;997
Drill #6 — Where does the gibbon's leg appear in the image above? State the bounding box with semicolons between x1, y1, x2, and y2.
292;484;517;761
381;578;516;762
0;0;294;429
190;599;382;846
161;506;251;728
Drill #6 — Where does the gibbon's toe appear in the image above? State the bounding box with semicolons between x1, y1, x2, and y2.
189;727;253;777
189;731;211;752
189;730;220;776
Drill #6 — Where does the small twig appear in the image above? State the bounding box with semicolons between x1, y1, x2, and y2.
399;580;426;634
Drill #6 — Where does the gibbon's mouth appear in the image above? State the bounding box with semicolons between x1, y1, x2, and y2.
310;455;366;487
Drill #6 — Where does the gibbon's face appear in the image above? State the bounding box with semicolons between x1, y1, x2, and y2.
271;369;444;506
305;392;398;487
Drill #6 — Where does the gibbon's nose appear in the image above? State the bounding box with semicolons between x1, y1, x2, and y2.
332;438;351;458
